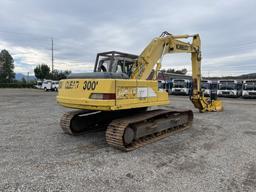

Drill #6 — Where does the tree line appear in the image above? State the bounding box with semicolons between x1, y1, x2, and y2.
33;64;71;81
160;68;188;75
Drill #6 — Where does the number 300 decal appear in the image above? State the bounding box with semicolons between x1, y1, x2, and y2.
83;81;98;90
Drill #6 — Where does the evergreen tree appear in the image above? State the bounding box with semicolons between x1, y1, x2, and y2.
0;49;15;82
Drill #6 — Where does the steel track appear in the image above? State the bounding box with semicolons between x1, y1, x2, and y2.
106;109;193;151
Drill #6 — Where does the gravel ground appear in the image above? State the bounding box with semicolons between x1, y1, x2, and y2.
0;89;255;192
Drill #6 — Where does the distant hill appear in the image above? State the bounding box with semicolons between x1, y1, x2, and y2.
15;73;36;81
206;73;256;80
236;73;256;79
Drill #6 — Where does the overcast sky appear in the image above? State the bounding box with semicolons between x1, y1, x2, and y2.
0;0;256;76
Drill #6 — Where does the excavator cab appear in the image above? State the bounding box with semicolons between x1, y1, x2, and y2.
67;51;138;80
94;51;138;77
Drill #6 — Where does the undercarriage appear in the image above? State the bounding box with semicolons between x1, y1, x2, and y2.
60;108;193;151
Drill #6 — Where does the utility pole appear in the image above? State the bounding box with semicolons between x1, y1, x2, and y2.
27;72;29;83
51;38;54;73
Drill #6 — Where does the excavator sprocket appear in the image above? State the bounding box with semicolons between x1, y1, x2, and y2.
106;109;193;151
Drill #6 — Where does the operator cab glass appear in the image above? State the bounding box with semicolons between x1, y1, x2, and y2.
94;51;138;77
97;59;111;72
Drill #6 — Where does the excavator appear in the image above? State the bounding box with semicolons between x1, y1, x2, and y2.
56;31;223;151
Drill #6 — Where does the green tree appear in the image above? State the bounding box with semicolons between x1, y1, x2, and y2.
51;69;71;80
164;68;188;75
175;68;187;75
0;49;15;83
160;69;166;73
34;64;50;80
166;68;175;73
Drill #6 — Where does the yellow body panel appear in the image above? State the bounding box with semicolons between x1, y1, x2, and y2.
57;79;169;111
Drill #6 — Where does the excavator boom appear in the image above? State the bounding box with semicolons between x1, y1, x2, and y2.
130;31;223;112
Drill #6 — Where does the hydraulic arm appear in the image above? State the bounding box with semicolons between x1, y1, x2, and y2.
131;31;223;112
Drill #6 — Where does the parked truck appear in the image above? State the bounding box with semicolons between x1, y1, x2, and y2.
217;80;242;97
201;80;218;97
171;79;191;95
158;80;173;94
242;80;256;98
201;80;212;97
34;80;42;89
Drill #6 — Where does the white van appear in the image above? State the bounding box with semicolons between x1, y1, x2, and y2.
52;81;59;91
42;80;59;91
34;80;42;89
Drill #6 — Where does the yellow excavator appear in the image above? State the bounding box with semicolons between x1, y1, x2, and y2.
57;31;223;151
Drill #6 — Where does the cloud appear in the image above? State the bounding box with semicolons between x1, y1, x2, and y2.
0;0;256;76
205;50;256;66
0;40;93;75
